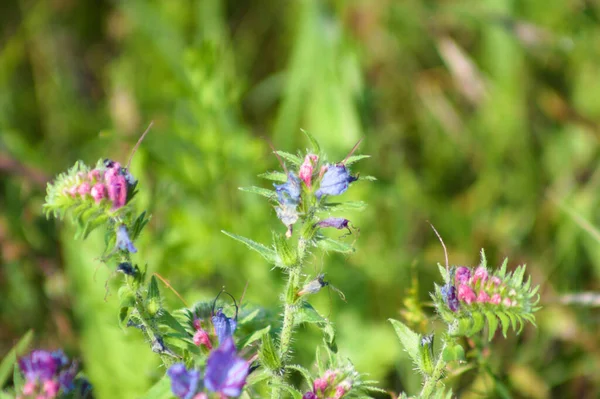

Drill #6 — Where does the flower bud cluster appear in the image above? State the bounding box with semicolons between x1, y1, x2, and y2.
17;350;81;399
302;369;354;399
44;159;137;220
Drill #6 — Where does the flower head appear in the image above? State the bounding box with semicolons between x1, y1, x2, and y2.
204;337;249;397
167;363;201;399
18;349;80;399
315;165;357;199
116;225;137;253
212;309;237;344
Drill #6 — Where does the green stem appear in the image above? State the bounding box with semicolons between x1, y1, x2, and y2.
419;342;448;399
271;267;301;399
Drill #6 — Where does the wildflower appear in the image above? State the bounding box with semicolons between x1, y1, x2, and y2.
274;173;302;206
106;172;128;209
476;290;490;303
457;284;476;304
167;363;201;399
116;225;137;253
193;319;213;350
315;217;352;235
490;293;501;305
212;308;237;344
315;165;357;199
18;349;79;399
471;267;488;285
441;284;459;312
90;183;106;203
204;337;249;397
299;154;318;188
455;267;471;284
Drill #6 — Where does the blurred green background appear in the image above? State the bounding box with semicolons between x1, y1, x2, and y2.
1;0;600;398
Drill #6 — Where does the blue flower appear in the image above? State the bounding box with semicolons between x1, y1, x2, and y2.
204;337;248;397
212;308;238;344
167;363;201;399
116;224;137;253
274;172;301;206
315;165;357;199
441;284;459;312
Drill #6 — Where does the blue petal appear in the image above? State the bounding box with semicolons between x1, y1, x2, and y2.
274;172;301;206
316;165;357;199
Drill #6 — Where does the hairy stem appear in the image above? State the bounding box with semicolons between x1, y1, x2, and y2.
271;267;301;399
419;342;448;398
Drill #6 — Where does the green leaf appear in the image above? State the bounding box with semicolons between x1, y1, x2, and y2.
13;363;24;392
321;201;367;212
222;231;276;263
497;312;510;338
357;175;377;181
294;302;335;343
275;151;302;166
301;129;321;154
316;237;354;254
157;311;189;336
389;319;422;369
273;233;298;268
442;343;465;362
485;311;499;341
238;186;277;200
287;364;313;386
259;334;281;372
258;171;288;182
147;276;160;302
139;373;172;399
468;312;485;336
0;329;33;387
510;265;526;286
497;258;508;279
238;325;271;349
438;264;449;282
344;154;371;166
245;368;270;387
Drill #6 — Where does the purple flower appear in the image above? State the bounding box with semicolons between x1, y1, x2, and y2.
212;309;237;344
167;363;201;399
302;392;317;399
441;284;459;312
116;225;137;253
455;267;471;284
19;350;59;382
315;165;357;199
316;217;352;234
274;172;302;206
204;337;249;397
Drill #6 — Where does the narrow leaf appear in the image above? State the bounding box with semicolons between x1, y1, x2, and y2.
275;151;302;166
344;154;371;166
0;330;33;387
316;237;354;254
258;171;287;182
389;319;422;369
301;129;321;154
485;311;499;341
222;231;276;263
238;186;277;200
139;373;172;399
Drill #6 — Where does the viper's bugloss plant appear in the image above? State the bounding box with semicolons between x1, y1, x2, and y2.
390;244;541;398
26;130;541;399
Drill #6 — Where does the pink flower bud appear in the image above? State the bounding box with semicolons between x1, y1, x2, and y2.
192;320;213;350
23;381;36;395
313;377;329;393
490;276;502;286
503;297;512;307
77;182;91;197
490;294;501;305
458;284;476;304
333;380;352;399
476;290;490;303
91;183;106;203
471;267;488;285
106;174;127;209
43;380;60;398
88;169;103;182
299;154;318;188
65;186;78;198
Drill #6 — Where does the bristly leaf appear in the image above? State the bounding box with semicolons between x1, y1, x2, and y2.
259;334;281;372
222;230;277;263
315;237;354;254
0;330;33;387
485;311;499;341
344;154;371;166
389;319;422;370
239;186;278;201
275;151;302;166
321;201;367;212
301;129;321;154
258;171;288;182
294;302;335;344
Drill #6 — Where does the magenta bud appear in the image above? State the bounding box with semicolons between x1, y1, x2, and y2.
313;377;329;393
458;284;476;304
490;293;501;305
91;183;106;203
455;267;471;284
471;267;488;285
77;182;91;197
299;154;318;188
88;169;103;182
476;290;490;303
503;297;512;307
302;393;317;399
106;174;127;209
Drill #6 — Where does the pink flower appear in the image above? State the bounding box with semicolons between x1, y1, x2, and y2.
455;267;471;284
88;169;103;182
106;174;127;209
91;183;106;203
65;186;78;198
471;267;488;285
458;284;476;304
503;298;512;307
490;294;501;305
23;381;36;395
192;394;208;399
476;290;490;303
43;379;60;398
77;182;91;197
192;320;212;350
333;380;351;399
490;276;502;286
314;377;328;393
299;154;318;188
